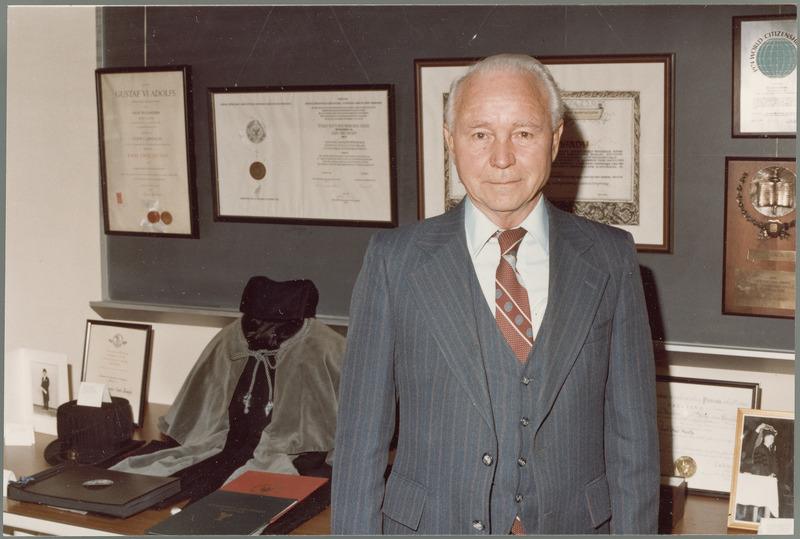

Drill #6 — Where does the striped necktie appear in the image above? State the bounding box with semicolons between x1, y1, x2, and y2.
494;228;534;364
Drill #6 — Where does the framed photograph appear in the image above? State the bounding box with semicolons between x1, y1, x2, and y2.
96;65;198;238
414;54;674;252
723;157;795;318
655;376;759;495
209;85;397;227
733;15;797;138
728;409;794;530
25;349;70;435
81;320;153;427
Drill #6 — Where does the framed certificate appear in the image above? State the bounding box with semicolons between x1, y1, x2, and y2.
96;65;198;237
728;409;794;530
733;15;797;138
209;85;397;227
656;376;759;495
414;55;673;252
723;157;796;318
81;320;153;427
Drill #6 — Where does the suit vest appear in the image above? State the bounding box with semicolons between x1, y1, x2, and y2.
470;268;539;533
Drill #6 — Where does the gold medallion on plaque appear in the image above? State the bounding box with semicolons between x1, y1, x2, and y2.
673;456;697;478
737;165;796;239
160;211;173;225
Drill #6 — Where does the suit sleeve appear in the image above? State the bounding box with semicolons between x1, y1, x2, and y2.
604;234;660;534
331;235;397;534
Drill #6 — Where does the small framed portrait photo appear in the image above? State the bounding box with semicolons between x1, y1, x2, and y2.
728;409;794;530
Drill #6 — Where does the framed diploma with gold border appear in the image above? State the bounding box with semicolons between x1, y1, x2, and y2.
728;409;794;530
209;85;397;227
723;157;795;318
81;320;153;427
96;65;198;238
414;54;673;252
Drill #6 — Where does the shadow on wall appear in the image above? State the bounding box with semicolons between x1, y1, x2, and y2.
640;265;666;344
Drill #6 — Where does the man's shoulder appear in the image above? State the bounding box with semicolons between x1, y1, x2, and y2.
372;203;463;246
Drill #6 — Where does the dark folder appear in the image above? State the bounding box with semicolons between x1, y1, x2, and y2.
7;464;181;518
145;489;297;535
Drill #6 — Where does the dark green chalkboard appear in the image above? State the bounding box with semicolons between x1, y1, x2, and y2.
100;4;795;350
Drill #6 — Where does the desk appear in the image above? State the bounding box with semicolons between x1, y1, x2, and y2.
4;405;742;535
672;494;751;535
3;403;331;536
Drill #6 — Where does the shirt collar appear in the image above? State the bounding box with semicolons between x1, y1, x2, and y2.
464;195;550;259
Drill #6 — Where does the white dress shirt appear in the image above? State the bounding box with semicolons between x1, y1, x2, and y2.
464;196;550;339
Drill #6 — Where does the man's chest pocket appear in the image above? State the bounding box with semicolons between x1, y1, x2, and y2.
585;318;612;343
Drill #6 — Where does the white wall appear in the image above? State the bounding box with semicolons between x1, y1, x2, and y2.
4;7;220;425
5;6;101;424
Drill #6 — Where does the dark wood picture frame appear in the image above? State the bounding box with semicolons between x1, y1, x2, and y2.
209;84;397;228
414;54;674;252
96;65;198;238
656;375;760;495
81;320;153;427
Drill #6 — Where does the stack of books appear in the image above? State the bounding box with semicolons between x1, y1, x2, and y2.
145;471;329;535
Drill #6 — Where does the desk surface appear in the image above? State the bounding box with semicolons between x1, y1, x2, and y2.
5;404;744;535
3;403;330;536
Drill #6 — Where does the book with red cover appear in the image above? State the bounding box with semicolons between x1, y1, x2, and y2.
221;470;328;501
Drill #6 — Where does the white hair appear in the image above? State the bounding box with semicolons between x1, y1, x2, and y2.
445;54;564;133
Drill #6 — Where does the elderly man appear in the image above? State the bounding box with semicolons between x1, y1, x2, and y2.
332;53;658;535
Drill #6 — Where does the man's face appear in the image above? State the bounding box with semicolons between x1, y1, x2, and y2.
444;69;563;229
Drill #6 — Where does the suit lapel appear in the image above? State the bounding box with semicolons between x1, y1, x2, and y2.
406;203;494;429
531;203;609;431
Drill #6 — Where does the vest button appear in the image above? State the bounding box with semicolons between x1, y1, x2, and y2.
472;520;485;531
521;377;531;385
517;457;527;467
482;453;493;466
515;494;524;503
520;417;530;426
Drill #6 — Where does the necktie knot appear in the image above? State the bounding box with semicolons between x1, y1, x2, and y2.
497;228;527;255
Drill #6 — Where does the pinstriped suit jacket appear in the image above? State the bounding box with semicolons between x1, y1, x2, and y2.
332;199;659;535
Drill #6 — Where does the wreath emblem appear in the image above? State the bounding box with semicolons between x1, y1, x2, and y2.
736;165;796;239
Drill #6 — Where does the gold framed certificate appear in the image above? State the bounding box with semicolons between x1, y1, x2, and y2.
96;65;198;237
